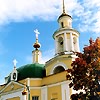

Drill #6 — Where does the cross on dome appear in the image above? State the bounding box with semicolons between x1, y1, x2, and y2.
33;29;41;50
34;29;40;40
13;59;18;67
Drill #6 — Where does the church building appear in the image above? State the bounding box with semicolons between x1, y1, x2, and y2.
0;0;80;100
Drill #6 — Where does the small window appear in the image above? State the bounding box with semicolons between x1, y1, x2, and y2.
61;22;64;28
32;96;39;100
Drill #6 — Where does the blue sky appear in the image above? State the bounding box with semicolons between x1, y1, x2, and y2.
0;0;100;84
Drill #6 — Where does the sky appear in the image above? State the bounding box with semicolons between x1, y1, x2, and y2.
0;0;100;84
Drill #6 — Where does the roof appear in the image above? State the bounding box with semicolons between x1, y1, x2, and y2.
17;63;46;80
58;13;72;21
7;63;46;83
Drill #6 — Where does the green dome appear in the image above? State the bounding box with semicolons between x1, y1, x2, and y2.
17;63;46;81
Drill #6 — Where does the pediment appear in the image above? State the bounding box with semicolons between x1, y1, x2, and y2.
0;81;24;93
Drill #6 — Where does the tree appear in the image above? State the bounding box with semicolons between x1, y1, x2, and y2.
67;37;100;100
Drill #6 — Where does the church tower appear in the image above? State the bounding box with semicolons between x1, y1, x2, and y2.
53;0;80;56
45;0;80;76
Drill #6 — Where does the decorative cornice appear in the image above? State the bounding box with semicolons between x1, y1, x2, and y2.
53;28;80;39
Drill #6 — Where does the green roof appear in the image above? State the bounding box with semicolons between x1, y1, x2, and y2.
17;63;46;81
6;63;46;83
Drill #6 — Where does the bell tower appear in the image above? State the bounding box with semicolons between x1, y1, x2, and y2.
53;0;80;56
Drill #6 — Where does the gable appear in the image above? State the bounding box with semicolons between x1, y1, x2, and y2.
1;81;24;94
45;54;72;76
0;84;5;91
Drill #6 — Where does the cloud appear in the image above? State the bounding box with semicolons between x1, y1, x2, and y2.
74;0;100;35
0;0;100;35
0;0;83;23
0;0;60;24
91;11;100;35
83;0;100;8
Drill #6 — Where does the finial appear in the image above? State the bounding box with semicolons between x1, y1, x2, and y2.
13;59;18;68
22;81;27;95
34;29;40;40
63;0;65;13
33;29;41;50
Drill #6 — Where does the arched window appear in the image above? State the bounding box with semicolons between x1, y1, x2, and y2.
53;66;65;74
61;22;64;28
73;37;77;52
58;37;64;53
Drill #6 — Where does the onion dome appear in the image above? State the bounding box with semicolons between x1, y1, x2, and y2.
33;39;41;50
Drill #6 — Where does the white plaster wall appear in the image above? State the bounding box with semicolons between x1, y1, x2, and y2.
41;86;47;100
61;81;70;100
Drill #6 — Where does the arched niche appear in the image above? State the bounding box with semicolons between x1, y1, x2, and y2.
73;37;77;52
53;66;65;74
58;37;64;53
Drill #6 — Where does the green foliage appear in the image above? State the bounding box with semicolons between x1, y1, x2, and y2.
67;37;100;100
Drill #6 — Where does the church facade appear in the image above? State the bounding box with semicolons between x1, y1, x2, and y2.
0;0;80;100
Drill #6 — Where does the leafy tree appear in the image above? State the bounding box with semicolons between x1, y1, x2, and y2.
67;37;100;100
